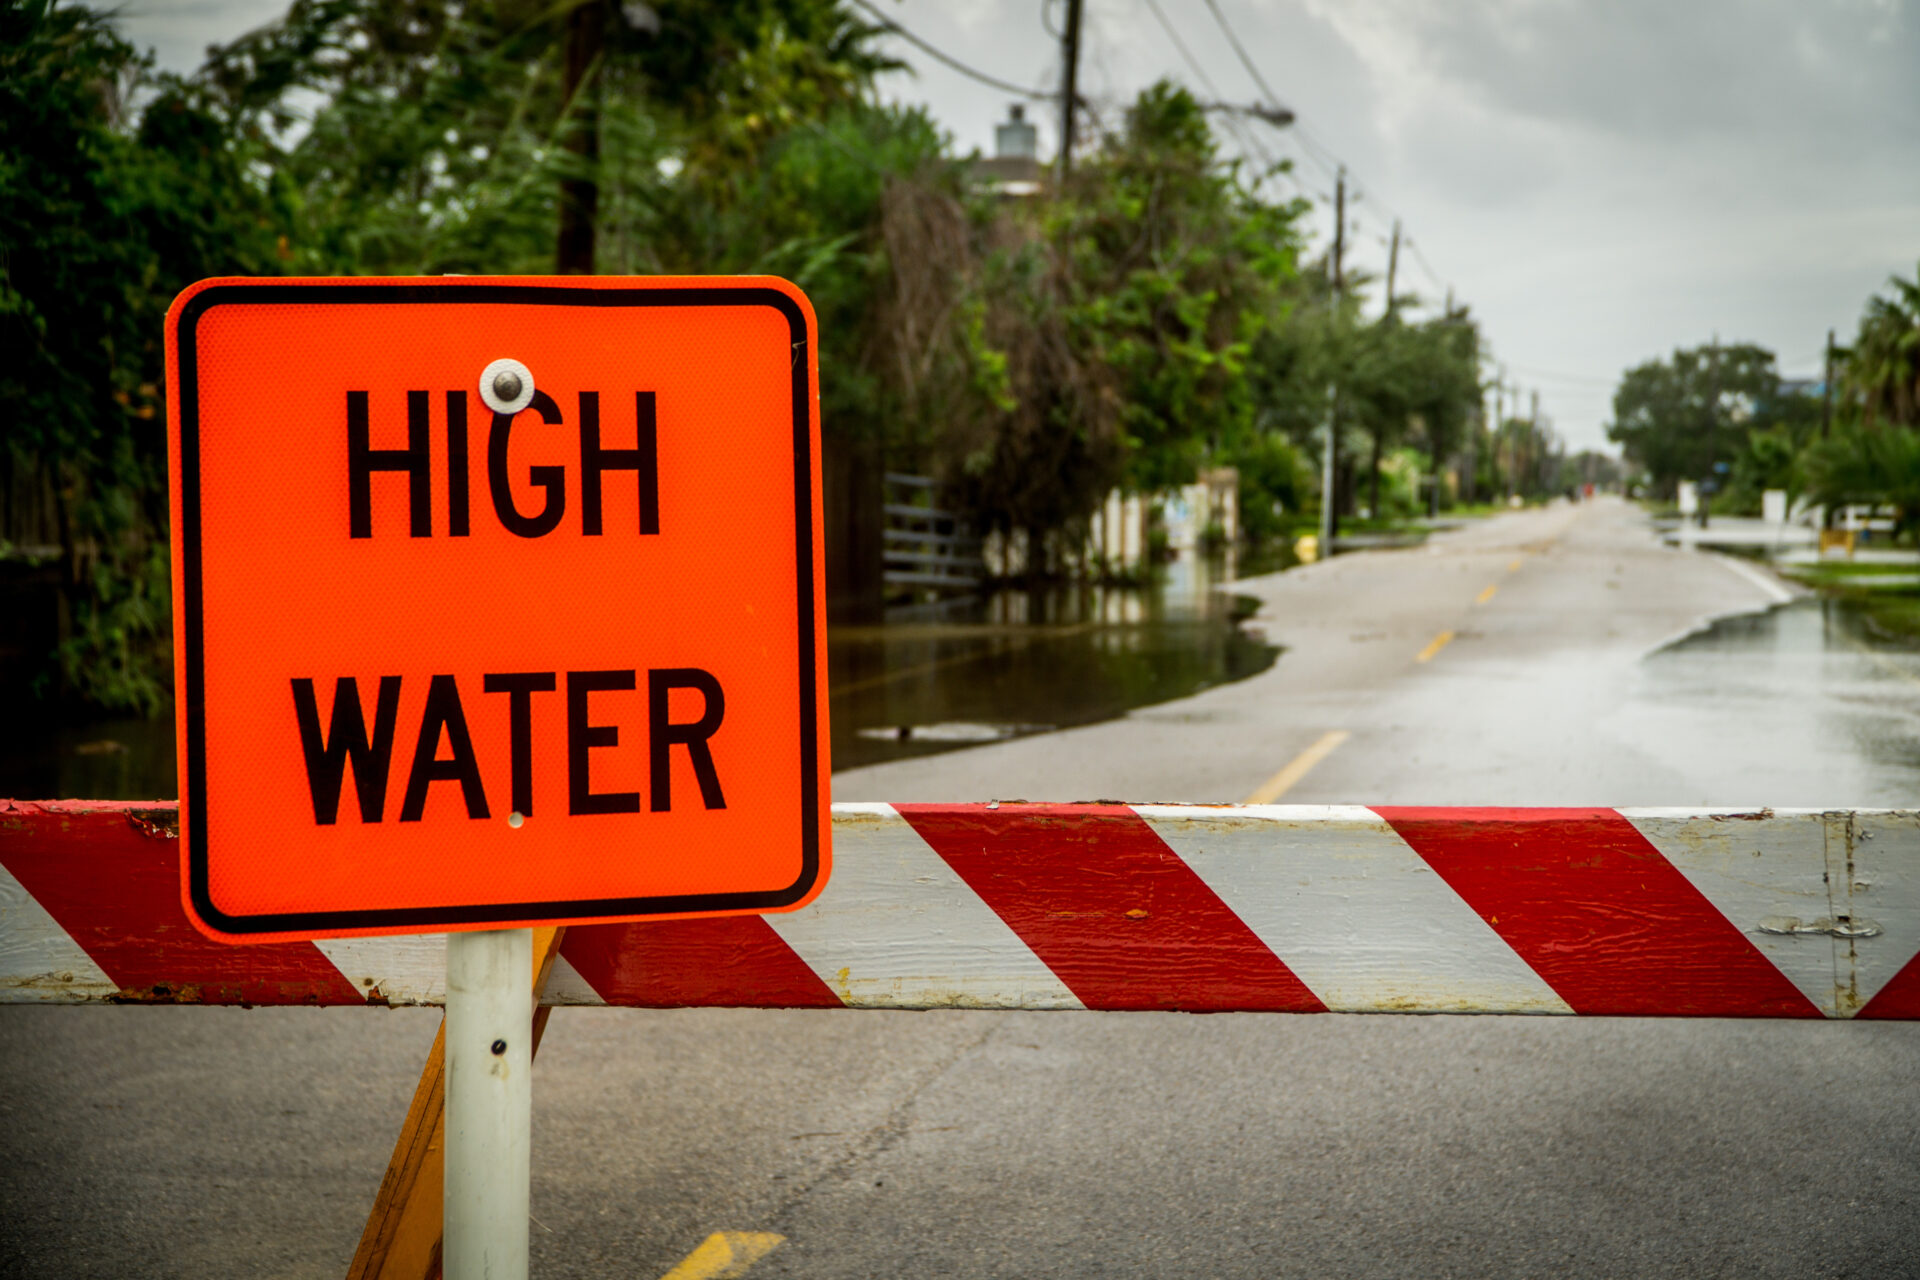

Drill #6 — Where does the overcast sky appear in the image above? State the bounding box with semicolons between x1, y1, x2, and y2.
118;0;1920;453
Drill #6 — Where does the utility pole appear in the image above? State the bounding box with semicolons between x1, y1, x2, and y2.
1823;327;1836;438
1384;219;1401;319
1319;167;1346;557
1364;217;1403;520
1530;389;1541;496
1466;380;1487;505
1381;218;1402;519
1056;0;1084;185
1499;374;1513;503
556;0;603;274
1701;336;1720;529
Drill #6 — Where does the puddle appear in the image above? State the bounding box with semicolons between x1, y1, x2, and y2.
854;721;1049;744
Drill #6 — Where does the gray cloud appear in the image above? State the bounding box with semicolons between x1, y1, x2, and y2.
1387;0;1920;146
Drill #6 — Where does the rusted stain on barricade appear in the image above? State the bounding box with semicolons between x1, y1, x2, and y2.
125;808;179;840
0;799;365;1006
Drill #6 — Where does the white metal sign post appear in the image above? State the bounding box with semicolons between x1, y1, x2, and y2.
444;929;534;1280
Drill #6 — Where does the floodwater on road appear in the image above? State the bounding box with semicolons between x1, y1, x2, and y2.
7;576;1918;801
829;555;1277;772
0;713;177;802
1624;594;1920;805
0;555;1279;798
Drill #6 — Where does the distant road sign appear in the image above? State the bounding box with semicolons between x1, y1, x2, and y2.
166;277;829;943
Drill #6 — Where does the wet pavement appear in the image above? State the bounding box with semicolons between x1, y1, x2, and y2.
833;497;1835;804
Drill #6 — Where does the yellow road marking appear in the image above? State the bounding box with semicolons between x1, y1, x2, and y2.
1415;630;1455;663
1475;583;1498;604
1507;557;1523;573
1243;730;1350;804
658;1232;785;1280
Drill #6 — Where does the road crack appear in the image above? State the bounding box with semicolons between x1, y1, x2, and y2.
768;1018;1001;1227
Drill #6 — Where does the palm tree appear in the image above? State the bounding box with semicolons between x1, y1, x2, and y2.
1846;261;1920;429
1803;421;1920;540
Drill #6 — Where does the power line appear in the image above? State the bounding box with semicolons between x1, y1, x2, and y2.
1144;0;1224;100
1200;0;1341;187
1290;124;1348;184
848;0;1054;103
1403;237;1448;298
1200;0;1465;309
1202;0;1286;116
1140;0;1283;183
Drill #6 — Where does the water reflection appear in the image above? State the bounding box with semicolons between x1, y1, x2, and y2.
1632;596;1920;804
0;715;178;801
18;570;1911;801
829;556;1278;772
0;558;1279;797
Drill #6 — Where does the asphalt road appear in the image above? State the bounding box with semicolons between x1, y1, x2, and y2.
5;498;1918;1279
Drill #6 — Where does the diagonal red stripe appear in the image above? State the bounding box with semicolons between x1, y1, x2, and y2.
895;803;1324;1012
1857;950;1920;1020
561;916;841;1008
0;803;363;1005
1379;807;1820;1017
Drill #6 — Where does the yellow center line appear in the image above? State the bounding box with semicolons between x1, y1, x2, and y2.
1507;557;1524;573
1242;729;1350;804
657;1231;786;1280
1415;629;1455;663
1475;583;1498;604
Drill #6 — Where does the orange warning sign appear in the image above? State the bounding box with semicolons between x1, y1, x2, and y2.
165;277;829;943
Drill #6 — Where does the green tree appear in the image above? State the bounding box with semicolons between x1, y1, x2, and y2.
1606;342;1781;497
194;0;900;276
1796;262;1920;536
2;0;283;712
933;80;1307;558
1348;306;1481;516
1057;81;1303;495
1803;424;1920;538
1843;261;1920;429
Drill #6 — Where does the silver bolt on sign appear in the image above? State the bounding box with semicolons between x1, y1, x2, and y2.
480;357;535;415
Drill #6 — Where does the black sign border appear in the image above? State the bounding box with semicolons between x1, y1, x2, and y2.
175;281;822;935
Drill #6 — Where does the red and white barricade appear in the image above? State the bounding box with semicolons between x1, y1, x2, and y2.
3;800;1916;1018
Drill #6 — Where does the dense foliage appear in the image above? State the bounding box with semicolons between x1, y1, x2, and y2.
1608;262;1920;532
4;0;1500;714
1;0;285;712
